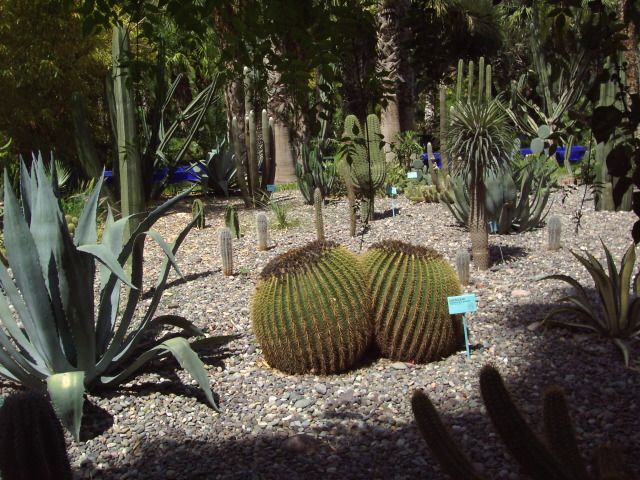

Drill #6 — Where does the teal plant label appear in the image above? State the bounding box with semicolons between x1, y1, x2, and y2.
407;171;418;179
447;294;477;314
488;220;498;234
266;184;277;192
387;186;397;196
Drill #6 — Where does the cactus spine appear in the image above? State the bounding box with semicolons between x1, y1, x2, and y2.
251;241;371;374
219;228;234;276
192;199;205;229
314;187;325;241
0;391;72;480
225;204;240;239
362;241;463;363
547;216;562;251
256;212;269;251
456;250;471;285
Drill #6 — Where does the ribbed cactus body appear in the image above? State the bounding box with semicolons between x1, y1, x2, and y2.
192;199;205;229
0;391;72;480
251;241;371;374
314;187;325;241
219;228;234;276
547;216;562;251
256;212;269;251
362;241;462;363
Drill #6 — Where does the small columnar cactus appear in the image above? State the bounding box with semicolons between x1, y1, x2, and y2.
251;241;371;374
225;204;240;239
192;198;205;229
256;212;269;251
314;187;325;241
219;228;234;276
0;391;72;480
362;240;463;363
547;215;562;251
456;250;471;285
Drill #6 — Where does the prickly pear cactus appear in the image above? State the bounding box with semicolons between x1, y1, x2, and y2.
362;240;463;363
251;241;371;374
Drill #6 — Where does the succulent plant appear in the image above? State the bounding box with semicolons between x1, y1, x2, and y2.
192;198;205;229
456;250;471;286
219;228;234;276
0;391;72;480
225;204;240;239
256;212;269;251
296;142;337;205
251;241;371;374
314;187;325;241
362;240;463;363
547;215;562;251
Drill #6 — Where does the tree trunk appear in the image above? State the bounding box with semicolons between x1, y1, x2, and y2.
267;60;297;184
424;89;436;136
397;0;415;132
377;0;402;160
469;170;490;270
224;79;252;207
619;0;638;96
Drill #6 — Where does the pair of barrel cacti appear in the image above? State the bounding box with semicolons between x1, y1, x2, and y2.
251;240;463;374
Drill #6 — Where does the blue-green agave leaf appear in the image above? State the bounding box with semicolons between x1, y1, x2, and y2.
78;244;135;289
145;229;184;278
74;173;105;246
47;371;85;441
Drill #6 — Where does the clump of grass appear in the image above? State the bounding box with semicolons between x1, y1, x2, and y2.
270;199;299;230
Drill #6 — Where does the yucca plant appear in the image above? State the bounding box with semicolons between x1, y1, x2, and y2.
0;159;228;441
540;241;640;366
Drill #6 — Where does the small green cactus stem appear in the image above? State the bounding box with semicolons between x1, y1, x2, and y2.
439;84;449;173
225;204;240;239
260;109;275;188
247;110;259;197
256;212;269;251
362;240;463;363
314;187;325;241
192;199;205;229
251;241;371;374
456;250;470;286
219;228;234;276
411;390;486;480
0;391;73;480
479;365;575;479
547;216;561;251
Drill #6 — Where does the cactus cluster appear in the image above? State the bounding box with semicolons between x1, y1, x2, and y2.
251;240;463;374
0;391;72;480
340;114;387;223
64;214;78;237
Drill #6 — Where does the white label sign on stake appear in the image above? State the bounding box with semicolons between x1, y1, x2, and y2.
447;294;477;358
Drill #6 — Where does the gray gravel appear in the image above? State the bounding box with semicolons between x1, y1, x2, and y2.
3;185;639;479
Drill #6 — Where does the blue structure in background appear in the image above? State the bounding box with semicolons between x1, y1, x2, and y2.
422;145;587;167
104;162;207;185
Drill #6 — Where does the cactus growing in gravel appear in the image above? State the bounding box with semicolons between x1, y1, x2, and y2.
225;205;240;239
362;240;463;363
340;114;386;223
219;228;234;276
0;391;72;480
251;241;371;374
256;212;269;251
314;187;325;241
192;199;205;229
547;216;562;251
456;250;470;285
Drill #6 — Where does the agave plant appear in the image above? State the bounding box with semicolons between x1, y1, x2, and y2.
540;241;640;366
0;159;227;440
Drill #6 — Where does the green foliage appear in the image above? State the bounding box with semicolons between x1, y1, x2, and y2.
540;242;640;366
0;391;72;480
201;138;237;197
225;205;240;238
391;131;422;171
0;158;227;440
338;114;386;223
412;364;631;480
362;241;462;363
269;198;296;230
296;142;337;205
251;241;371;374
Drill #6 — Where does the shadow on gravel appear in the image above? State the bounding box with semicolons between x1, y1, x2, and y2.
488;243;527;264
374;208;401;220
142;270;217;299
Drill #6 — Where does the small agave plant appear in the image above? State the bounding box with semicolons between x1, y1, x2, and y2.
0;158;225;440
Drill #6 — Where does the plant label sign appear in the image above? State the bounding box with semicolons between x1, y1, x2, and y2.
407;171;419;179
266;184;277;192
447;294;477;358
388;186;397;196
447;294;477;314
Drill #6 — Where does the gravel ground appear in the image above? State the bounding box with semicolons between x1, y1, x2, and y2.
3;185;640;479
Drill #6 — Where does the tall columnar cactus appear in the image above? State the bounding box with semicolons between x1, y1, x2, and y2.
341;114;386;223
192;199;205;229
261;109;276;189
314;187;325;241
456;57;492;103
256;212;269;251
362;241;463;362
219;228;234;276
0;391;72;480
247;109;260;196
225;204;240;239
547;216;562;251
455;250;471;286
251;241;371;374
439;84;449;173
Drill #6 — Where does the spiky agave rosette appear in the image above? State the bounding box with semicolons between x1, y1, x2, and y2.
251;241;371;374
362;240;463;363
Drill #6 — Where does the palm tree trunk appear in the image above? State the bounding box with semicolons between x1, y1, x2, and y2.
267;59;297;184
397;0;415;132
619;0;638;96
469;170;490;270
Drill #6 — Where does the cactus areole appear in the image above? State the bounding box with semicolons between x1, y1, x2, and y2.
363;240;463;363
251;241;371;374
